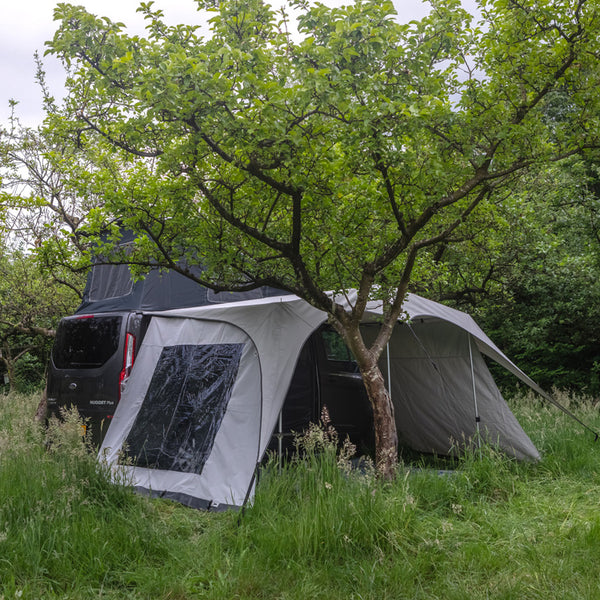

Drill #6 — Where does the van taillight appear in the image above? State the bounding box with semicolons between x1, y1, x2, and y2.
118;333;136;399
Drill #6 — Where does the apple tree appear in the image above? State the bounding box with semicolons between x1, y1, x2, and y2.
45;0;600;477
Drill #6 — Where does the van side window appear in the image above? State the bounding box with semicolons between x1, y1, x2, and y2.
321;329;354;362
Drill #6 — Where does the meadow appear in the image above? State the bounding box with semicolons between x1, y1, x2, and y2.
1;390;600;599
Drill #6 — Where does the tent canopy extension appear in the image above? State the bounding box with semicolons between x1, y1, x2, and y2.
100;291;541;511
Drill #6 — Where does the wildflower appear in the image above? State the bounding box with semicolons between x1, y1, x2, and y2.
442;521;454;533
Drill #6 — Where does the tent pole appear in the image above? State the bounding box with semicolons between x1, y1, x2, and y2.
468;334;481;446
277;410;283;471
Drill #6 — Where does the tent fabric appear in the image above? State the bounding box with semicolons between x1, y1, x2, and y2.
154;295;329;458
360;292;542;393
101;317;263;509
100;292;540;509
388;293;549;399
362;320;539;460
77;259;287;315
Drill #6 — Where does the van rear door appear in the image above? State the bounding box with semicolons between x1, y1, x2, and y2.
47;313;126;442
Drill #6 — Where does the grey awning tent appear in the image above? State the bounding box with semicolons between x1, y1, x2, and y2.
99;292;541;510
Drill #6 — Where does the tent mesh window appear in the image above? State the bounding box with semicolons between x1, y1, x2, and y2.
88;241;135;301
88;263;134;301
121;343;243;475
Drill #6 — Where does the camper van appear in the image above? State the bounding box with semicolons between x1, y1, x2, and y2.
46;307;373;450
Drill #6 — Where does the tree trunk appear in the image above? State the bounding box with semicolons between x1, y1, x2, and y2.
0;350;15;393
5;360;16;394
34;387;48;423
359;360;398;480
332;317;399;480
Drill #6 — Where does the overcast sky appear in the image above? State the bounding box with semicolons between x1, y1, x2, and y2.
1;0;437;127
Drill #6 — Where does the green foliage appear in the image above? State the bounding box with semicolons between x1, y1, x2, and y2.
13;353;45;393
430;157;600;393
0;248;81;391
42;0;600;302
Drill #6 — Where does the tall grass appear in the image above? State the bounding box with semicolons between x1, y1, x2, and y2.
0;393;234;599
1;390;600;599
